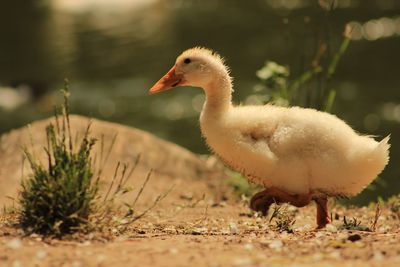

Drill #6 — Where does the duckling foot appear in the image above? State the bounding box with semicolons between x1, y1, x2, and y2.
250;190;274;216
250;188;312;216
315;197;331;229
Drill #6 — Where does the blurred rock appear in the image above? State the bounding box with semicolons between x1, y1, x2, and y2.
0;115;226;206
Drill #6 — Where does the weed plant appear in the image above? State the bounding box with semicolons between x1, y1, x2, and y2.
19;82;98;236
19;81;171;237
268;204;296;233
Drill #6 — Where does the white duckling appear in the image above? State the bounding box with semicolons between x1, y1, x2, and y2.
149;47;390;228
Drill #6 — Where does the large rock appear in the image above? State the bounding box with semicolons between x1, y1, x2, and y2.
0;115;226;206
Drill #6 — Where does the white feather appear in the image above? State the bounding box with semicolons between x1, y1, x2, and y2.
177;47;390;197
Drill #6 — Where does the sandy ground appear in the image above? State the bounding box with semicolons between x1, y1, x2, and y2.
1;181;400;267
1;116;400;267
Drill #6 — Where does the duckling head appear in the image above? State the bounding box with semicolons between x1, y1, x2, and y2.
149;47;230;95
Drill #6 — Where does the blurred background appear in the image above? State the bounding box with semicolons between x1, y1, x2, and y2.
0;0;399;204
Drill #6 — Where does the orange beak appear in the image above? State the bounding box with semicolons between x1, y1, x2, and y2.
149;66;184;95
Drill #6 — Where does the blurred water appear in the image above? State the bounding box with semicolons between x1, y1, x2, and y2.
0;0;399;203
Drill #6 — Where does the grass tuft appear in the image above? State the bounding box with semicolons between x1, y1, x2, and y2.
339;216;371;231
268;204;296;233
18;80;171;238
19;80;99;236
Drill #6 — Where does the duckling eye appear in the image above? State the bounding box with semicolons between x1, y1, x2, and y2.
184;58;191;64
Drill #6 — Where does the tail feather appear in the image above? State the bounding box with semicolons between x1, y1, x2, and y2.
346;135;390;196
376;135;390;166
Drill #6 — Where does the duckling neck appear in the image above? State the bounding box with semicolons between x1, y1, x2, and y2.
202;74;233;116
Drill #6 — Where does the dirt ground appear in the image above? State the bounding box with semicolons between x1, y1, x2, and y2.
1;176;400;267
1;116;399;267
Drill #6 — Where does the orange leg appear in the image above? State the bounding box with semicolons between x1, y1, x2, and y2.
250;187;312;215
314;197;331;228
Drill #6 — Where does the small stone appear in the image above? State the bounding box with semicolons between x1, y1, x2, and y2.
297;224;312;232
326;224;337;233
82;241;91;246
373;251;385;261
347;234;362;242
255;253;267;260
72;261;82;267
337;232;348;240
328;251;341;260
169;248;179;254
315;232;326;238
269;240;283;250
243;243;253;251
312;252;323;261
191;227;208;235
180;192;193;200
87;233;95;240
6;238;22;250
12;260;21;267
221;228;230;235
120;218;129;224
164;226;177;234
96;254;106;263
36;249;47;259
229;222;239;234
287;206;298;212
233;257;254;266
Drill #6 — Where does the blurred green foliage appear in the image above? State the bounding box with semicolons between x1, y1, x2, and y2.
256;29;351;112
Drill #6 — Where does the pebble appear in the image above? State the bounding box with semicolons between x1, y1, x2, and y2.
347;234;362;242
287;206;298;212
96;254;106;263
35;249;47;259
221;228;230;235
328;251;341;260
326;224;337;233
315;232;326;238
312;252;323;261
6;238;22;250
243;243;253;251
82;241;91;246
191;227;208;235
169;248;179;254
269;240;283;250
337;232;348;240
229;222;239;234
164;226;177;234
372;251;385;261
233;257;254;266
297;224;312;232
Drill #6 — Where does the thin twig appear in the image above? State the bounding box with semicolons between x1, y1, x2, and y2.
97;133;118;178
124;184;175;224
371;203;382;232
103;162;121;203
131;169;153;209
